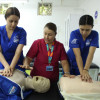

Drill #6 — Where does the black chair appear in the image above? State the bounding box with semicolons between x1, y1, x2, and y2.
89;63;99;81
97;72;100;81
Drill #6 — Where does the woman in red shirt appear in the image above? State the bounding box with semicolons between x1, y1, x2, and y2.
20;22;74;100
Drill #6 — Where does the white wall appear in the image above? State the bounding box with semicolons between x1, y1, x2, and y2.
9;0;84;55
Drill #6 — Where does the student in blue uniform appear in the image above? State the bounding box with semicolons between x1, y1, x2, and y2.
0;7;26;77
67;15;99;82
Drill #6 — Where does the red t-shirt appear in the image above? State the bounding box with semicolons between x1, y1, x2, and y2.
27;39;67;82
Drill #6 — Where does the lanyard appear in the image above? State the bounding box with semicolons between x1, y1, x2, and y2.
46;42;54;64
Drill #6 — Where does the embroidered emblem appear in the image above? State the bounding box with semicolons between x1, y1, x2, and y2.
71;39;77;44
86;39;91;46
13;36;19;43
9;86;17;94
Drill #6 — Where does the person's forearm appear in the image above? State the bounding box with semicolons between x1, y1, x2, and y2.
61;60;70;74
75;55;84;75
10;44;24;69
84;53;94;70
84;47;96;71
23;56;32;65
0;52;9;67
73;48;84;75
10;52;21;68
84;56;93;71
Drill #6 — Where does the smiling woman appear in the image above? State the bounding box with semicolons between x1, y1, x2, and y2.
20;22;74;100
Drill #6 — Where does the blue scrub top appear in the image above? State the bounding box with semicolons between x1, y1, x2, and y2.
67;29;99;74
0;25;27;71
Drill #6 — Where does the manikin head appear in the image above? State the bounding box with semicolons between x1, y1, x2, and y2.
32;76;50;93
25;76;50;93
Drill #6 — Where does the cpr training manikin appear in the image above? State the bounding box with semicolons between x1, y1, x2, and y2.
59;76;100;100
0;69;50;93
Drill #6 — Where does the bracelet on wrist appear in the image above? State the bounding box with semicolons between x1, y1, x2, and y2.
83;69;88;72
64;72;70;74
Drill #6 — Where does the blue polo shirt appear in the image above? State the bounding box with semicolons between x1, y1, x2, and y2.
0;25;26;71
67;29;99;74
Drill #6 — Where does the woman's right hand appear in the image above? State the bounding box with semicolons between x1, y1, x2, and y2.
81;70;92;82
19;64;33;70
1;66;12;77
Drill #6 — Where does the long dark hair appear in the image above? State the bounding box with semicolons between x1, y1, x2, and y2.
5;7;20;19
79;15;94;27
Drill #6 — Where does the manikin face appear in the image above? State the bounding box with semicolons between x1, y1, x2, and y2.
79;25;92;39
32;76;50;93
44;27;56;44
6;15;19;31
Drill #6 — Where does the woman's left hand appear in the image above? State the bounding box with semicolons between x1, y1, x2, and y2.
63;73;75;78
1;67;14;77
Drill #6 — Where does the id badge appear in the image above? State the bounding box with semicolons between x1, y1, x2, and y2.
46;66;53;71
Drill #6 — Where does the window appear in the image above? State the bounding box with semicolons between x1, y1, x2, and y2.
0;4;11;14
38;3;52;16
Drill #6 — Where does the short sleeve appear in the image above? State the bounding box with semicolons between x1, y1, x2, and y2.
60;43;68;61
90;31;99;48
69;31;79;48
27;40;39;59
19;28;27;45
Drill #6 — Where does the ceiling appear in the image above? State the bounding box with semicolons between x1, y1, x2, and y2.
29;0;85;7
0;0;85;7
